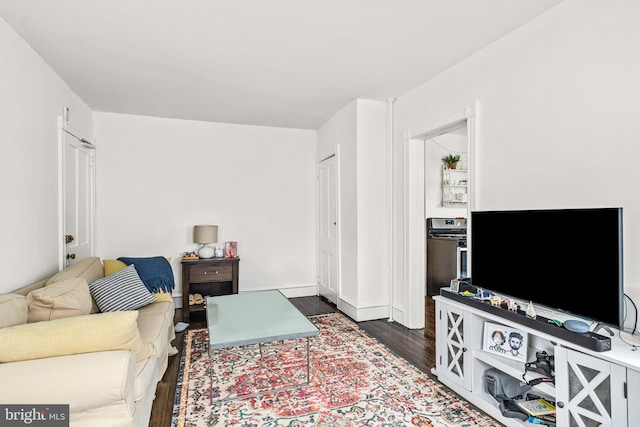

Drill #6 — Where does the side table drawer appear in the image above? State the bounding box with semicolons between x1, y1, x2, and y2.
190;263;233;283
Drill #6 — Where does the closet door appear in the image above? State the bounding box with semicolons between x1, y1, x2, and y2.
317;155;338;304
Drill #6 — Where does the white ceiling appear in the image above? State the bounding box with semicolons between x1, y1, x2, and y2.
0;0;564;130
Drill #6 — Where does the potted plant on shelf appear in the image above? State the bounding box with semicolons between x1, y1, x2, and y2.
442;153;461;169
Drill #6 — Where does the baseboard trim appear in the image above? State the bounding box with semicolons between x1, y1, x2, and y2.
278;286;318;298
339;298;390;322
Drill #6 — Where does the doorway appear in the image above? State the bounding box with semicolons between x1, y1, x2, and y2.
424;124;468;296
401;103;477;328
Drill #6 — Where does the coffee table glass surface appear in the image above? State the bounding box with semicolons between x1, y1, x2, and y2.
206;290;319;350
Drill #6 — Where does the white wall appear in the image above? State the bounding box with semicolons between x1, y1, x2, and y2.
355;100;388;310
0;13;317;300
0;17;93;292
317;99;389;320
393;0;640;309
93;113;317;301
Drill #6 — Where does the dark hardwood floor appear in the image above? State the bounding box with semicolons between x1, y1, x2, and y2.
148;296;437;427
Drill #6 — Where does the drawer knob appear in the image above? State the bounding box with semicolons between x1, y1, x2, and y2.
204;271;219;275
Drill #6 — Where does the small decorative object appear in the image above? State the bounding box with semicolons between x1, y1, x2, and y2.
182;251;199;260
450;278;460;293
224;241;238;258
474;288;492;301
526;301;537;319
441;153;461;169
193;225;218;259
491;295;502;307
214;245;224;258
505;299;519;312
483;321;528;362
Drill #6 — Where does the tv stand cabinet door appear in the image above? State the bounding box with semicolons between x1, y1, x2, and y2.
555;346;628;427
435;300;472;391
627;368;640;426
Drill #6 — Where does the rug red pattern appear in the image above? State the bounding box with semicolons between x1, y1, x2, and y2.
172;312;503;427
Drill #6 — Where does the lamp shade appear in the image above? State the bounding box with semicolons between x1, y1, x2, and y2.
193;225;218;244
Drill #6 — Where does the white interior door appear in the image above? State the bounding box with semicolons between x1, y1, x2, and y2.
317;155;338;304
60;120;95;268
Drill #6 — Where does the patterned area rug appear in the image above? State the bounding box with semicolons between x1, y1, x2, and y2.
172;312;502;427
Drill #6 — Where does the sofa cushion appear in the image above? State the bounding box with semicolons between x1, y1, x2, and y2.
152;291;174;303
0;350;138;414
45;257;104;313
138;301;173;349
45;256;104;286
0;311;155;362
89;264;156;312
103;259;127;276
137;311;166;356
0;294;28;328
26;277;92;323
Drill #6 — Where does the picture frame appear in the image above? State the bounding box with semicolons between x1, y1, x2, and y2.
483;321;528;362
450;279;460;293
224;241;238;258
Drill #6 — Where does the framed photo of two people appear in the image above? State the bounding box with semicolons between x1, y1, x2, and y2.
483;322;528;362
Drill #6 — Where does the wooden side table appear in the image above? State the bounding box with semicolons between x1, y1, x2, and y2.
181;257;239;321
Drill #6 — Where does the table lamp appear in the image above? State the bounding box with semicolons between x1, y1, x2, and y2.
193;225;218;259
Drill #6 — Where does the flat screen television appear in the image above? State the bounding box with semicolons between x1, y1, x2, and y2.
470;207;623;329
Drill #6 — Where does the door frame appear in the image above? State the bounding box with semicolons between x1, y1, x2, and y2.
402;102;477;328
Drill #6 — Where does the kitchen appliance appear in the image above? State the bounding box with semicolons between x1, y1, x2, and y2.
426;217;467;296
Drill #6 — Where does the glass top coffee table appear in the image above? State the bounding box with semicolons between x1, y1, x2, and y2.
205;290;319;402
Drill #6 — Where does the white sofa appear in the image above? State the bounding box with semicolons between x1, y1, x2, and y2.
0;257;176;427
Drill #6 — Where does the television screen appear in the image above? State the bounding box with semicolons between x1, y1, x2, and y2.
470;207;623;329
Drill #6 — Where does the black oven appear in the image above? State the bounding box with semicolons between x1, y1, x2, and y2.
426;218;467;296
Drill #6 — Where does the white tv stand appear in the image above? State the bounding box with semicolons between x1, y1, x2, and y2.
434;290;640;427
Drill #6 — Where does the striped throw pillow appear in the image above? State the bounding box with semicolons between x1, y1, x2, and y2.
89;264;155;312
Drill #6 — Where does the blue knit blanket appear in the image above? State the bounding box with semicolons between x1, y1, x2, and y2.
117;256;175;293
